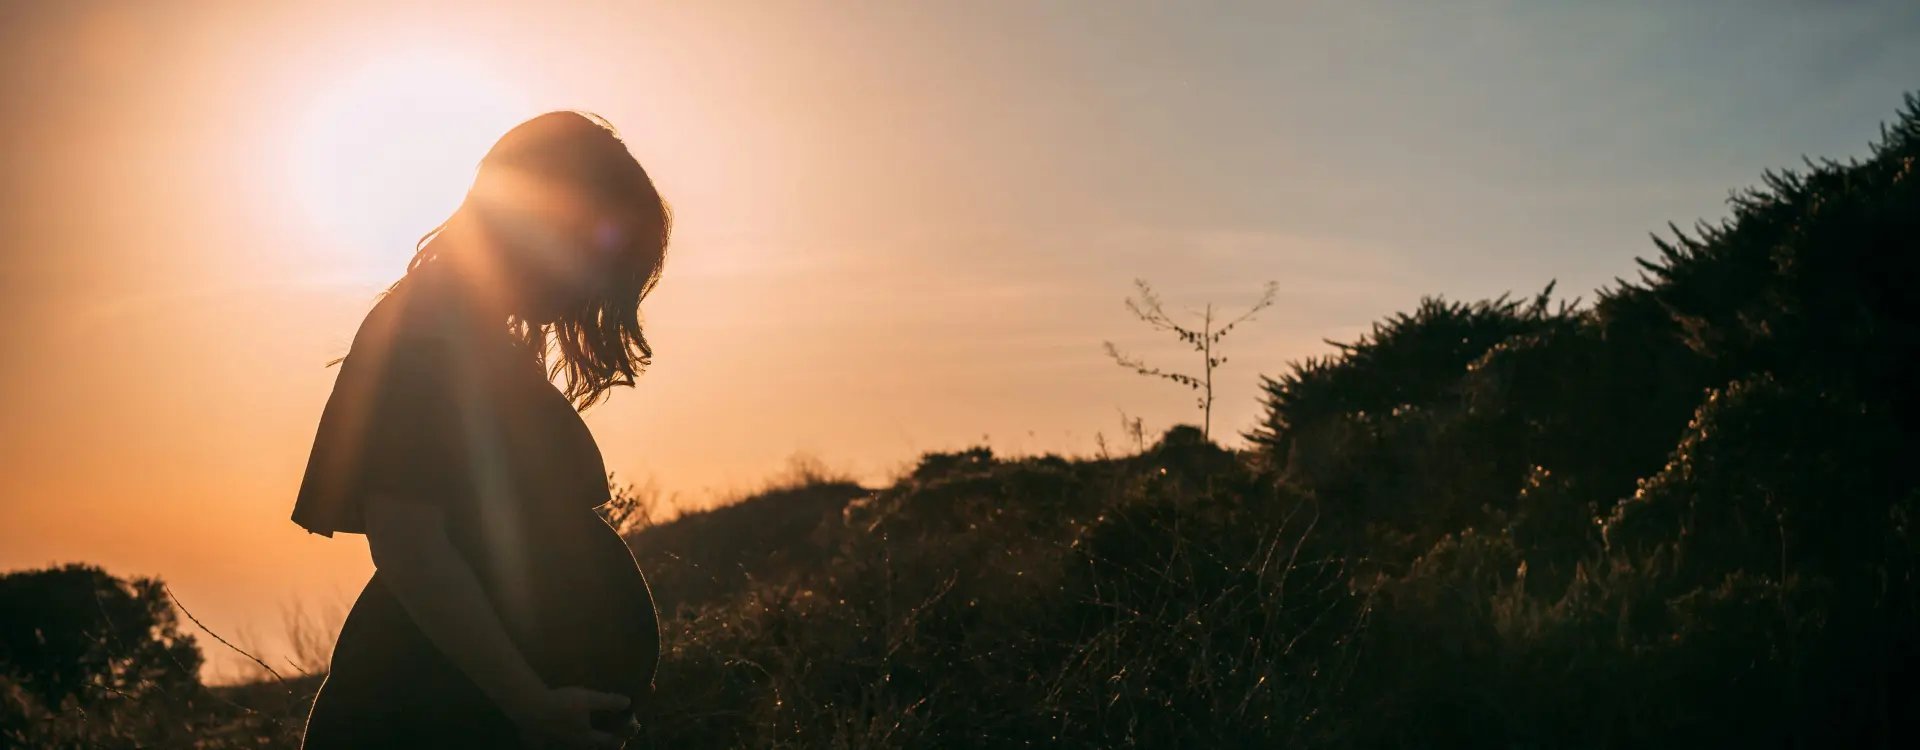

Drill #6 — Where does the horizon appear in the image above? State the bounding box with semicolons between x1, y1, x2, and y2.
3;1;1918;683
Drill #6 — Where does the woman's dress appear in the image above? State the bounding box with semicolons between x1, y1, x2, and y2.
291;273;660;748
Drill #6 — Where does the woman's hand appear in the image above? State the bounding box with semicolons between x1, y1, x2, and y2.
510;685;632;750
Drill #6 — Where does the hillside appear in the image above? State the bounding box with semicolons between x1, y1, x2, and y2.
627;94;1920;747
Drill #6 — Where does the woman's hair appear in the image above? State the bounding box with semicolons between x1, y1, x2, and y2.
388;110;671;411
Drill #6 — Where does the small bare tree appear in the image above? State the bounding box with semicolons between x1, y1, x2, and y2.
1103;278;1279;441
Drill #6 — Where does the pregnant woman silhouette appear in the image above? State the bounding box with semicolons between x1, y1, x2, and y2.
292;111;667;749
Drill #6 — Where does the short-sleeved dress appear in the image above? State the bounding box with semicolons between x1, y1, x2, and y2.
292;270;660;749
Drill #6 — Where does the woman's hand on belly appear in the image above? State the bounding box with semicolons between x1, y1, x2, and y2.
369;500;631;749
510;685;634;750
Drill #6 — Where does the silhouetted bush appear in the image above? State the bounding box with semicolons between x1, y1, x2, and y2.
0;564;316;749
0;564;201;709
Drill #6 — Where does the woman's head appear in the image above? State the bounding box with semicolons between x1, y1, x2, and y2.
404;110;670;409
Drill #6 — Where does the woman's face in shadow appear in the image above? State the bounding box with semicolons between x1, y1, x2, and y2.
474;170;629;323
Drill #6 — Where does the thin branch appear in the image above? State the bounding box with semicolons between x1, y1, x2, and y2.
1122;279;1202;341
165;584;292;688
1104;341;1202;389
1211;280;1280;343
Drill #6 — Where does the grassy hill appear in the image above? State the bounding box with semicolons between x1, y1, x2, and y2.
629;93;1920;748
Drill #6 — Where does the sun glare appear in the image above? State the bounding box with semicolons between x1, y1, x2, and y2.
288;52;530;270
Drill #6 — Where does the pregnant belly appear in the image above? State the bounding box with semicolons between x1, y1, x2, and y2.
478;511;662;704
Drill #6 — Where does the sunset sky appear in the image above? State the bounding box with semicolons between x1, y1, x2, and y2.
3;1;1917;681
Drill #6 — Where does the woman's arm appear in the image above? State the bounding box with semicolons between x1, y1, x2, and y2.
365;498;628;749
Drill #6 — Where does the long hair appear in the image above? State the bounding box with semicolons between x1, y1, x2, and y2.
384;110;671;411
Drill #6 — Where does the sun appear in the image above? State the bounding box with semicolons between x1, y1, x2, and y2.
288;52;530;270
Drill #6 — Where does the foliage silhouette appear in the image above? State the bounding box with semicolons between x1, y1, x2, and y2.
0;564;201;709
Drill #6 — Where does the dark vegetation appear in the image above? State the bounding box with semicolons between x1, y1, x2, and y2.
5;94;1919;747
0;564;309;747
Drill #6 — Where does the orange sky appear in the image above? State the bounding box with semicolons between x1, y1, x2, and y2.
3;1;1915;681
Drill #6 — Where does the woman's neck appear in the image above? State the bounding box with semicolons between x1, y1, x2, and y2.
424;220;556;327
408;255;512;332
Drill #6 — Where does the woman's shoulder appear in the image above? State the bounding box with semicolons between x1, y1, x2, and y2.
356;275;448;342
345;271;523;387
350;271;488;359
